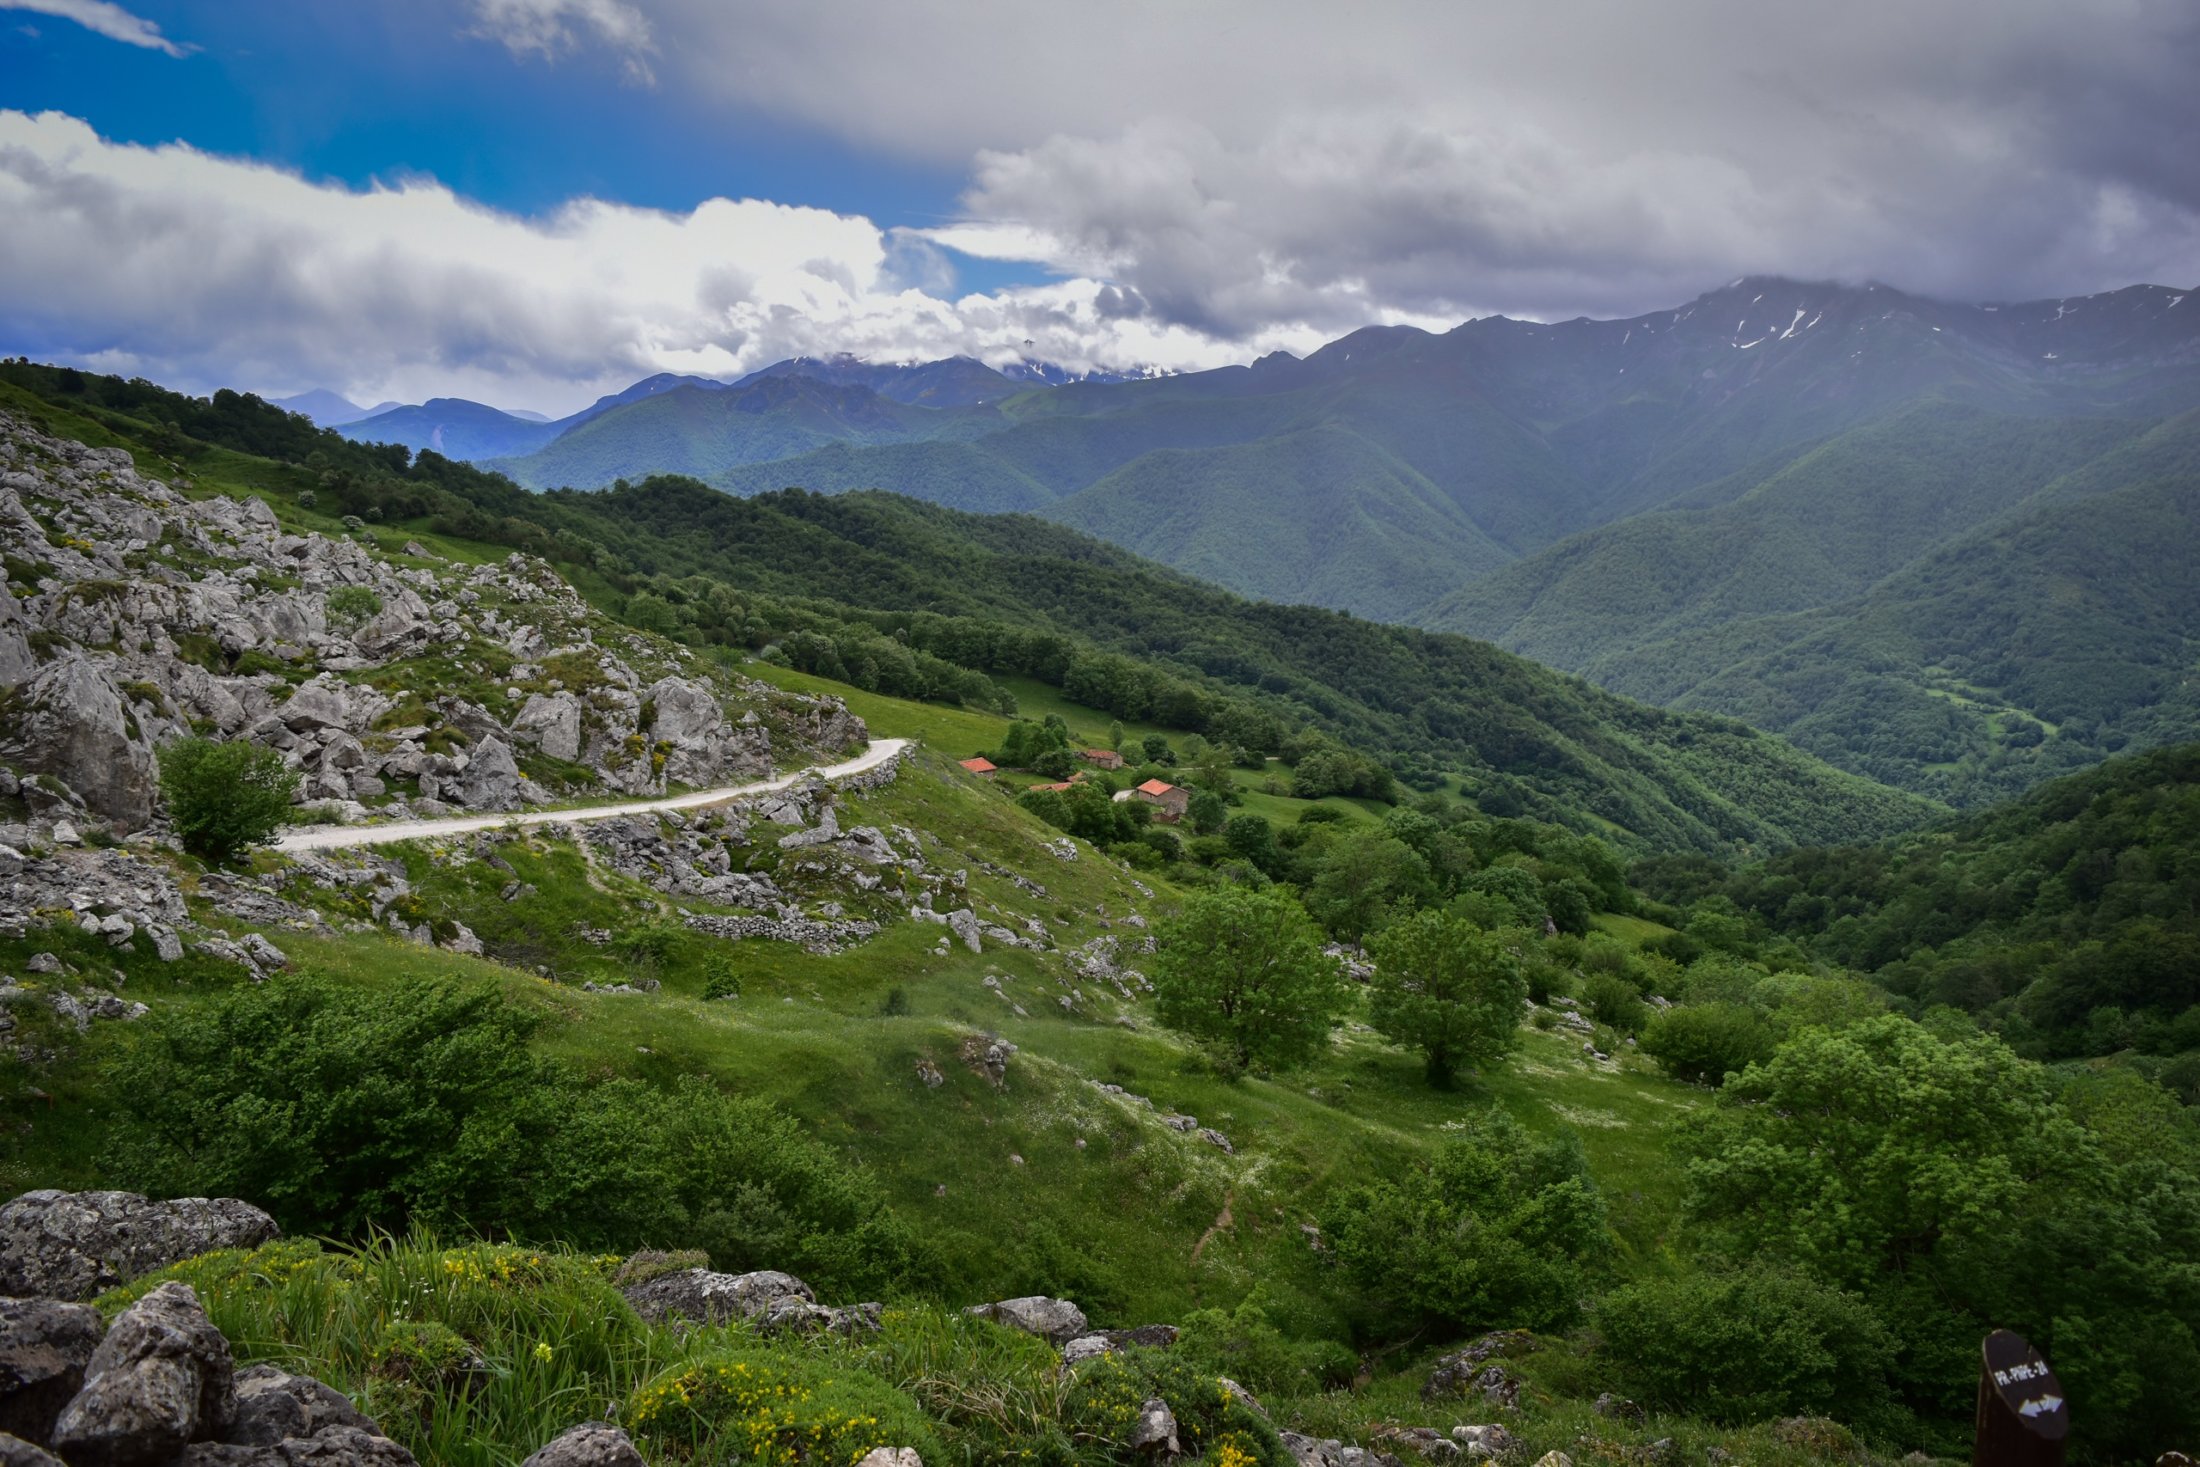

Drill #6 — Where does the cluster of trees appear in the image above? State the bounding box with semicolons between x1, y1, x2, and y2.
1632;742;2200;1077
1148;887;1526;1090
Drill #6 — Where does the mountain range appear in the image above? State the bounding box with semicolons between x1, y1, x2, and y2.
305;276;2200;804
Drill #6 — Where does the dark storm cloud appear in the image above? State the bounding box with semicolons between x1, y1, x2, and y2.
636;0;2200;332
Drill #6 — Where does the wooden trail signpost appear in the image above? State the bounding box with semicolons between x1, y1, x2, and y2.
1975;1329;2068;1466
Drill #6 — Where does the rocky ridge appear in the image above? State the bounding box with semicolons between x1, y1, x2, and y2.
0;410;862;838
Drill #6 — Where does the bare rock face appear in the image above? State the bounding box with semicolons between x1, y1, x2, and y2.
521;1421;647;1467
754;1298;882;1337
177;1425;417;1465
646;677;738;786
0;1297;103;1445
0;656;158;826
619;1268;815;1326
447;736;524;810
0;1193;280;1303
964;1296;1089;1346
510;693;582;763
170;1364;415;1464
854;1450;923;1467
51;1282;233;1467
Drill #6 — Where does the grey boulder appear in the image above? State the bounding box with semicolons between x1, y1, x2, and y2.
0;1434;63;1466
0;657;158;827
964;1296;1088;1346
619;1268;814;1326
51;1282;233;1467
0;1297;103;1445
220;1366;376;1448
0;1192;280;1301
178;1425;417;1465
521;1421;646;1467
1127;1399;1178;1456
448;737;523;810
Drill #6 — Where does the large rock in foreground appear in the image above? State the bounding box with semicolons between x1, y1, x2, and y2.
0;1298;103;1445
0;1193;280;1303
51;1282;233;1467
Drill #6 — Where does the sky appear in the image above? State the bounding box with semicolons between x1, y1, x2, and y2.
2;0;2196;416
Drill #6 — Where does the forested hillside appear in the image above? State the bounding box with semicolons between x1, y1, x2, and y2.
1430;403;2200;804
0;360;1935;854
1634;743;2200;1073
462;277;2200;809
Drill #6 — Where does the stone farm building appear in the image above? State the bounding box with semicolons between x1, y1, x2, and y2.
1116;778;1189;822
1079;749;1126;770
959;757;997;776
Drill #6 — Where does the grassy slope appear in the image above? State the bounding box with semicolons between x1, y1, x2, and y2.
4;654;1702;1326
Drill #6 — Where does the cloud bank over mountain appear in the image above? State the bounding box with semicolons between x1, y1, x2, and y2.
4;0;2196;409
0;110;1322;413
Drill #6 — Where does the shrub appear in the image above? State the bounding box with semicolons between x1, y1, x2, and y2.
110;976;923;1294
100;1236;644;1467
157;735;299;863
627;1348;940;1467
701;953;742;1001
1175;1288;1352;1398
1580;971;1648;1033
1640;1002;1774;1086
1062;1350;1291;1467
1597;1265;1896;1426
325;585;383;631
1322;1109;1607;1334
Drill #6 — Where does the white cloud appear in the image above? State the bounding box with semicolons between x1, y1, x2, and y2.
469;0;657;85
0;111;1310;414
0;0;187;56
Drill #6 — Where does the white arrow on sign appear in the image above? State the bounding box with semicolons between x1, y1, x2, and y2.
2018;1395;2064;1417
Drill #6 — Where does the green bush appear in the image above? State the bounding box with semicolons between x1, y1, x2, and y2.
156;735;299;863
627;1348;940;1467
701;953;742;1001
109;975;923;1295
1175;1288;1352;1398
1062;1350;1291;1467
1366;909;1527;1087
325;585;383;631
1597;1265;1896;1426
1640;1002;1775;1086
1580;971;1648;1033
1322;1109;1607;1334
100;1237;645;1467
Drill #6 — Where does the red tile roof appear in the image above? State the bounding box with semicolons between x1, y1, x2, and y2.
959;757;997;773
1136;778;1176;795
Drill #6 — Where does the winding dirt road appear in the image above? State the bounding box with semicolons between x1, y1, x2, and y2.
274;737;911;852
